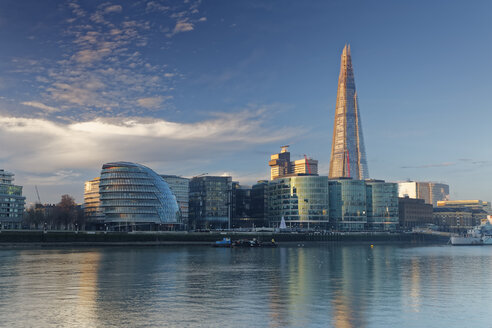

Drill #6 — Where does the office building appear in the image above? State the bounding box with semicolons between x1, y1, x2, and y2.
160;175;190;228
268;176;330;229
365;180;399;231
83;177;104;226
0;169;25;229
97;162;180;230
433;207;483;232
398;197;433;229
328;178;367;231
250;180;268;225
398;181;449;206
329;45;369;180
189;176;232;229
269;146;318;180
437;200;491;213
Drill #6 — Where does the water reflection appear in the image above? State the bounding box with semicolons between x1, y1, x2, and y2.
1;245;492;327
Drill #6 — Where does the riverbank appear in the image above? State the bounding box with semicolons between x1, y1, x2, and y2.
0;230;449;246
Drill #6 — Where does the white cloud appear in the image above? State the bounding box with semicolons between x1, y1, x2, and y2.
172;19;194;34
104;5;122;14
137;96;164;109
0;110;295;174
21;101;59;112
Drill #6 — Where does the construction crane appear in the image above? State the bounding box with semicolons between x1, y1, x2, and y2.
194;173;208;178
304;155;312;174
35;185;42;204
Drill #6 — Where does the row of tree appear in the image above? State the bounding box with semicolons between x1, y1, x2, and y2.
23;194;85;230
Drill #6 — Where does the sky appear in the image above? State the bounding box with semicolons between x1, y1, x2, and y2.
0;0;491;204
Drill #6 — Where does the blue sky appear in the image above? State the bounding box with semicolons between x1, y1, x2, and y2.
0;0;491;204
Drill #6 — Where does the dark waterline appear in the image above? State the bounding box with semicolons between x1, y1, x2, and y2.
0;245;490;327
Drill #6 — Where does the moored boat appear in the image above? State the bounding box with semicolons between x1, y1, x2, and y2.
450;221;492;246
213;237;232;247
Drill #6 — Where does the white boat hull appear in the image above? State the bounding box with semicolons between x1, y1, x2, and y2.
450;236;482;245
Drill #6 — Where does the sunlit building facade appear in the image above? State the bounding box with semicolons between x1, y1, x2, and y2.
267;176;330;229
398;181;449;206
365;180;399;231
269;146;319;180
0;169;25;228
329;45;369;180
83;177;104;225
98;162;180;229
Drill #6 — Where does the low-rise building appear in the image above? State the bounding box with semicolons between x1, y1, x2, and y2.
398;197;433;229
437;200;491;214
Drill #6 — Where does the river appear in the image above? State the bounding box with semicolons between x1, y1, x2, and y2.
0;244;490;327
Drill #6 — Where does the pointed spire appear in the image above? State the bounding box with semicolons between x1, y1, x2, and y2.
329;45;369;180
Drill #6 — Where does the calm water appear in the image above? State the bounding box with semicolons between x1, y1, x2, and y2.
0;244;491;327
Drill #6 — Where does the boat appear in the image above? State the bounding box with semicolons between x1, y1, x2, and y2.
450;222;492;245
213;237;232;247
231;238;278;248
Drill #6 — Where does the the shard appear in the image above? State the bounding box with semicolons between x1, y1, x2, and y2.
329;45;369;180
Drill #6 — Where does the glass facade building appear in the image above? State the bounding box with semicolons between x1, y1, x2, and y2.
98;162;180;229
160;175;190;228
268;176;330;229
83;177;104;225
329;178;367;231
189;176;232;229
0;169;25;228
365;180;399;231
329;45;369;180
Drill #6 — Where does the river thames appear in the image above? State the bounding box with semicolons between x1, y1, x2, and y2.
0;244;490;327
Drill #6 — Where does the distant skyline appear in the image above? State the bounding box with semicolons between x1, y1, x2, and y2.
0;0;491;204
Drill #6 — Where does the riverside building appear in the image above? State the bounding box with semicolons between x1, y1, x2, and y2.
398;197;433;229
160;175;190;228
0;169;25;229
328;45;369;180
267;176;330;230
365;180;399;231
83;177;104;228
398;181;449;206
189;175;232;230
86;162;181;230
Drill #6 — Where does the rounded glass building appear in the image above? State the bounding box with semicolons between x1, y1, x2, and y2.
99;162;180;229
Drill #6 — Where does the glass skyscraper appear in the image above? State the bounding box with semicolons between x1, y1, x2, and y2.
329;45;369;180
